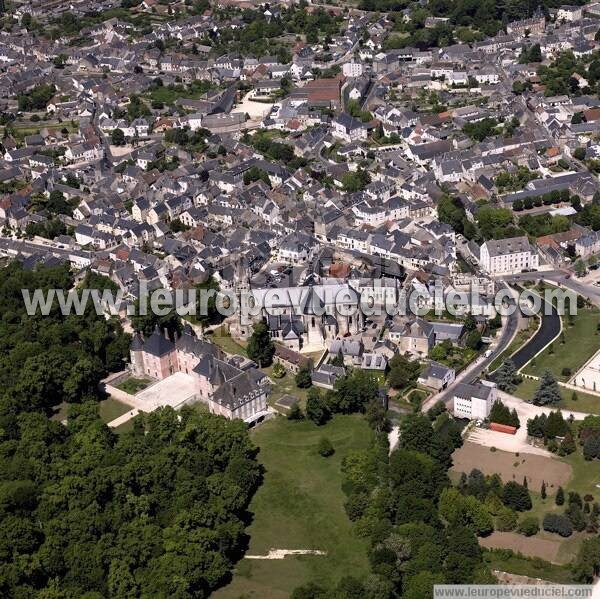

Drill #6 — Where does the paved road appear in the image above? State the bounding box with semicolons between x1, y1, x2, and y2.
509;295;560;370
420;283;521;412
502;270;600;307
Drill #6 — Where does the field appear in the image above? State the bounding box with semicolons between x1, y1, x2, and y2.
451;442;572;491
214;415;373;599
513;377;600;414
481;531;562;563
523;304;600;381
484;549;576;583
455;440;600;564
52;397;131;424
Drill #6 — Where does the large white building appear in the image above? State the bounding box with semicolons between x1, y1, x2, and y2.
343;61;364;77
453;381;497;420
556;5;583;21
479;236;539;275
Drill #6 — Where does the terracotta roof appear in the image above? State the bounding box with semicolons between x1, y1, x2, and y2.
584;108;600;122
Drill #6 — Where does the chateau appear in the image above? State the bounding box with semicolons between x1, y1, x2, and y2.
130;323;269;422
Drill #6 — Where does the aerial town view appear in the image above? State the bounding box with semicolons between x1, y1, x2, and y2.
4;0;600;596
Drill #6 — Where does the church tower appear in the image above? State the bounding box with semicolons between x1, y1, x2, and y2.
229;256;253;340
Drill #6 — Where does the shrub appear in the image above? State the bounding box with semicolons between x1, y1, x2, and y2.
496;507;518;532
287;403;304;421
272;362;286;379
543;513;573;537
517;517;540;537
561;367;572;377
317;437;334;457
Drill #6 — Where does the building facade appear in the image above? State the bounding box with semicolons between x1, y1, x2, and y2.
480;236;539;275
130;324;268;422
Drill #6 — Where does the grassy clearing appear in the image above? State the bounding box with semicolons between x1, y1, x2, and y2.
523;305;600;381
116;377;151;395
561;450;600;499
208;326;248;356
264;366;310;408
99;398;131;423
513;378;600;414
214;415;373;599
483;549;576;583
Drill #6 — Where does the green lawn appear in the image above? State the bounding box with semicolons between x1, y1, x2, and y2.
512;451;600;563
99;398;131;423
523;305;600;381
265;366;310;408
484;549;576;583
116;377;151;395
513;378;600;414
214;415;373;599
145;81;214;106
208;326;248;357
561;450;600;499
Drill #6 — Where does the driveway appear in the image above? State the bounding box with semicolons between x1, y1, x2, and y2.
464;392;589;456
466;423;550;456
421;282;521;412
498;390;591;421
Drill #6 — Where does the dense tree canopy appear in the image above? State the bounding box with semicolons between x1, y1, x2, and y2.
0;262;261;598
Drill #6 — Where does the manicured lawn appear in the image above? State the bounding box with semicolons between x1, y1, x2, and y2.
208;326;248;356
265;366;310;408
116;377;151;395
523;305;600;381
214;415;373;599
145;81;214;105
406;387;429;409
513;377;600;414
112;419;135;434
560;450;600;500
52;398;132;424
99;398;131;423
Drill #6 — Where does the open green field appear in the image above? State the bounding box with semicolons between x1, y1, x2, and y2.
145;81;215;106
214;415;373;599
513;378;600;414
523;305;600;381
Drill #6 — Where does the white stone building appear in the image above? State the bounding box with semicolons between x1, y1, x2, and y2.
479;236;539;275
453;381;497;420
